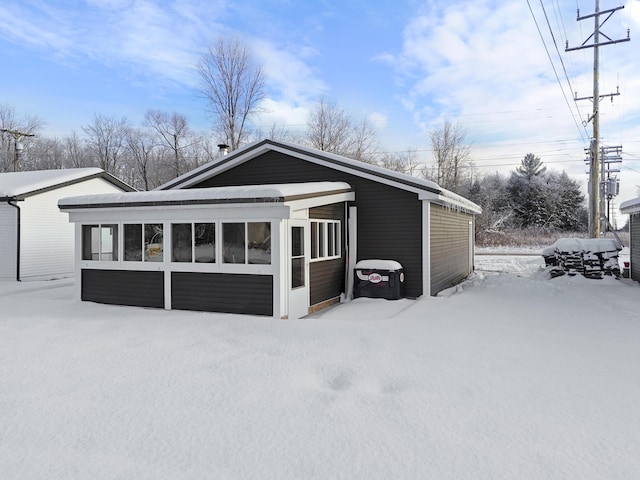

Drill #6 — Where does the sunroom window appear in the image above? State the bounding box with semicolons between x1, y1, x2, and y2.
222;222;271;265
124;223;163;262
171;223;215;263
82;224;118;261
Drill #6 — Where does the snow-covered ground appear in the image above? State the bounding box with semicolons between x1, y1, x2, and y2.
1;254;639;479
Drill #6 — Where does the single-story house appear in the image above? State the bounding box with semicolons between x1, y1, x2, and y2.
0;168;133;281
620;197;640;282
59;140;481;318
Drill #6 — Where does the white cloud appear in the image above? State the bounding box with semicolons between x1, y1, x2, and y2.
255;98;310;136
367;112;388;130
252;39;328;105
0;0;225;87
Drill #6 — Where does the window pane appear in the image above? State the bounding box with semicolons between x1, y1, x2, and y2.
311;222;318;259
223;223;245;264
291;226;303;257
101;224;118;261
318;222;325;257
194;223;215;263
124;224;142;261
328;223;335;256
172;223;192;262
334;223;340;256
248;222;271;264
82;225;99;260
145;224;163;262
291;257;305;288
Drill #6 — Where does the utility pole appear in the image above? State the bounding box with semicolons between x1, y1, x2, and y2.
1;128;35;172
566;1;630;238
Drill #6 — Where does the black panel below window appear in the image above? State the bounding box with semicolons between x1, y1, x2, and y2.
81;269;164;308
172;272;273;316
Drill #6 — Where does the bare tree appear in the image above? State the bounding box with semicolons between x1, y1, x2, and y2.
25;137;64;170
0;103;44;172
379;148;419;175
82;114;129;175
144;109;192;178
252;123;292;143
62;132;89;168
349;118;380;164
197;38;266;151
428;119;471;192
306;97;352;154
305;98;382;163
124;126;162;190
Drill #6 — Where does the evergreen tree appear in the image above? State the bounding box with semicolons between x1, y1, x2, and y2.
516;152;546;180
507;154;586;231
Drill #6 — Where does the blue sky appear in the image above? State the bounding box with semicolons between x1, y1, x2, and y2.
1;0;639;204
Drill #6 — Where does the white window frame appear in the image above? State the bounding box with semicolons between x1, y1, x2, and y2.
81;223;119;262
170;222;217;264
122;222;165;263
310;220;341;262
221;221;272;265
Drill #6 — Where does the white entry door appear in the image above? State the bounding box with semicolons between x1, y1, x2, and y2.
289;219;309;319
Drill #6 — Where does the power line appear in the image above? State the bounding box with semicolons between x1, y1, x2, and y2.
526;0;589;143
540;0;591;140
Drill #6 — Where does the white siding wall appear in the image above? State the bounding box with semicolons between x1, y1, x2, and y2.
19;178;127;281
0;203;18;279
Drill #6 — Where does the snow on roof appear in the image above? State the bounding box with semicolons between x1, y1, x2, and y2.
620;197;640;214
59;182;352;209
547;237;622;253
0;168;106;198
157;139;482;214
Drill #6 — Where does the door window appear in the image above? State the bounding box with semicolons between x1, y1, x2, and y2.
291;226;305;289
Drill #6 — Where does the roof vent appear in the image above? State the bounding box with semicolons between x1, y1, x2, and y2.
217;144;229;157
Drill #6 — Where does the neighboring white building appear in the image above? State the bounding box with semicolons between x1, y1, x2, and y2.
0;168;133;281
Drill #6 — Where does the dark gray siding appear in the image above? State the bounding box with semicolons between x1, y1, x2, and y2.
82;269;164;308
192;151;424;297
430;204;473;294
309;203;346;305
309;260;344;305
172;272;273;316
631;214;640;282
310;203;344;221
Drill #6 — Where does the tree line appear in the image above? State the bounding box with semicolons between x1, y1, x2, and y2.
1;37;587;233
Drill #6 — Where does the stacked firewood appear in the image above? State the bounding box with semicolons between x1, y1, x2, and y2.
541;238;622;279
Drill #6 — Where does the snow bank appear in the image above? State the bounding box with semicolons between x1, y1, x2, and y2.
1;257;639;479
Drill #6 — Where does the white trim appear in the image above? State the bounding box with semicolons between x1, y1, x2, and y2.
279;220;288;318
346;206;358;300
309;219;342;262
164;270;172;310
469;220;474;275
271;221;282;319
75;223;82;301
422;201;431;297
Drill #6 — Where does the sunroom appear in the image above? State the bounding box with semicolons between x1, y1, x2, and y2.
59;182;354;319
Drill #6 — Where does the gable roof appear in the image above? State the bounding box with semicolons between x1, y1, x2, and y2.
157;139;482;214
0;168;134;200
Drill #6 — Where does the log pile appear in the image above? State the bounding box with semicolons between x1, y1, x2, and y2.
541;238;622;279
